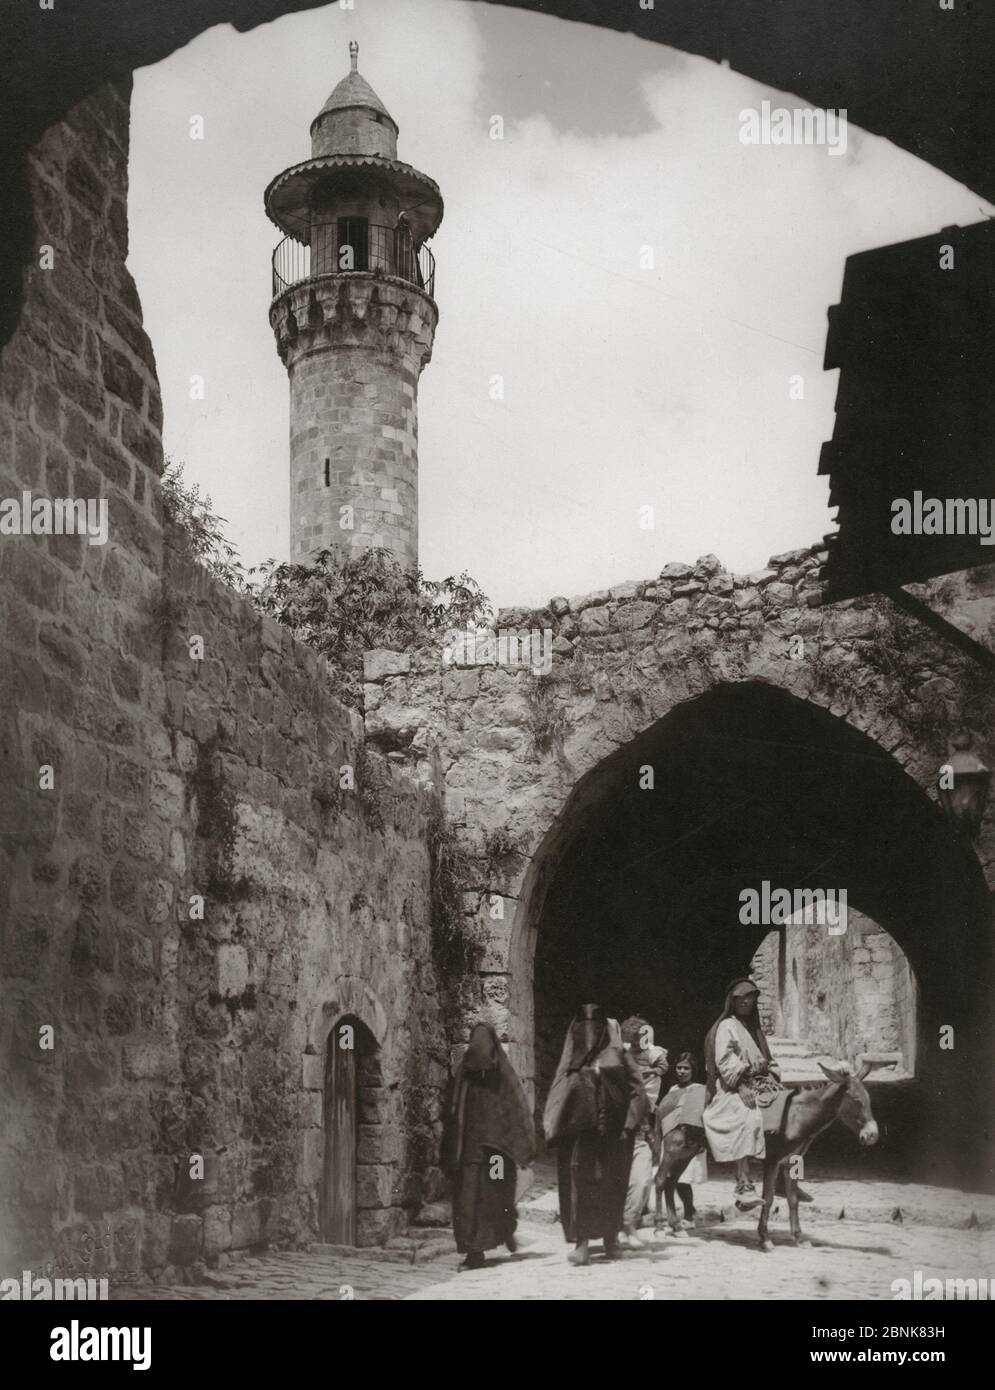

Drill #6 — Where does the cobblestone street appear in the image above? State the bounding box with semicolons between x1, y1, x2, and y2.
112;1179;995;1302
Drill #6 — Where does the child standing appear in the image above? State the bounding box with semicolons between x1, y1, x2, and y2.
656;1052;708;1225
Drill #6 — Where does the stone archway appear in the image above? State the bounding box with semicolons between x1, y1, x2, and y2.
512;681;993;1185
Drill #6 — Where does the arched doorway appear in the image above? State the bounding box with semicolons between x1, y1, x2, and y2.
321;1016;380;1244
518;682;992;1184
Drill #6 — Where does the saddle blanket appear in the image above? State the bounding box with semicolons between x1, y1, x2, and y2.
759;1087;792;1137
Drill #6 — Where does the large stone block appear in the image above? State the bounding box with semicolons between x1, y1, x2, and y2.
356;1207;405;1247
363;650;411;681
230;1201;263;1250
358;1124;403;1165
612;600;656;631
733;587;761;611
167;1214;203;1267
122;1043;175;1081
100;344;146;412
217;944;249;997
442;668;480;699
139;1214;172;1272
356;1164;396;1209
302;1053;323;1092
202;1206;232;1259
73;1163;124;1217
568;589;610;613
577;606;609;634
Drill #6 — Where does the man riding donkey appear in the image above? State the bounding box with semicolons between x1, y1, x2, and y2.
654;977;883;1246
702;978;813;1209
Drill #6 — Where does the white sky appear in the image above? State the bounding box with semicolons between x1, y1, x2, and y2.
128;0;992;607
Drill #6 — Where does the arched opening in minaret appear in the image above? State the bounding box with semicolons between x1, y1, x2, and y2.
517;682;992;1187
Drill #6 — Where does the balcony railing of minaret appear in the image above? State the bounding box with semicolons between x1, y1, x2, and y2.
271;224;436;300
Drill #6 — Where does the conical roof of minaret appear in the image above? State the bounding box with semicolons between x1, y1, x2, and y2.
312;42;398;141
315;68;397;130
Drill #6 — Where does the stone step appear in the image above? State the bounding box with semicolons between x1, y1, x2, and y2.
411;1201;451;1228
390;1225;453;1248
768;1037;823;1054
385;1231;457;1263
768;1037;826;1081
769;1042;908;1083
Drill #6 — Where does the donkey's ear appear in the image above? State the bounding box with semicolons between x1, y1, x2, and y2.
819;1061;848;1083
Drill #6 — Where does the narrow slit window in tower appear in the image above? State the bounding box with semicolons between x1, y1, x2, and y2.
324;457;330;488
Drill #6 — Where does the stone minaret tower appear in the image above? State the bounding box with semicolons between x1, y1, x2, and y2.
265;43;443;567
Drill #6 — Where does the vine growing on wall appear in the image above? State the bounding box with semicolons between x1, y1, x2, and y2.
159;459;491;707
482;825;529;873
526;673;570;758
161;459;248;590
252;547;489;705
188;734;251;904
428;807;484;981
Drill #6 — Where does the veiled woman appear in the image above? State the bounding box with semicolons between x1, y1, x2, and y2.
444;1021;535;1270
543;1004;650;1265
702;978;779;1208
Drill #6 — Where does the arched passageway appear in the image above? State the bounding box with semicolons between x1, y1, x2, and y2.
520;682;992;1186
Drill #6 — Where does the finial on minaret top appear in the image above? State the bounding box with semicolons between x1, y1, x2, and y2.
349;40;359;72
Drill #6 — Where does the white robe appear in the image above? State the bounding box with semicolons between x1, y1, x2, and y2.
702;1017;766;1162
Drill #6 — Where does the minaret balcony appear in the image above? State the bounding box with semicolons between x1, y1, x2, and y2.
271;226;436;303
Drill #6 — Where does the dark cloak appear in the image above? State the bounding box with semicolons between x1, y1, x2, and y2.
703;978;772;1100
444;1022;535;1254
543;1005;649;1244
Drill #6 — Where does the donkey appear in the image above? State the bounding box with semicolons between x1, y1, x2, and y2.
756;1059;880;1250
652;1120;708;1236
652;1060;882;1247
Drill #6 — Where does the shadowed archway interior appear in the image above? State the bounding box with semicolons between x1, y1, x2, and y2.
527;683;993;1187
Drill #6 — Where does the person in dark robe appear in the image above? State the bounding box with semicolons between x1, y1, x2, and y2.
543;1003;650;1265
444;1021;535;1270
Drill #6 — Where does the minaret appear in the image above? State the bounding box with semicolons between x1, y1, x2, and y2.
265;43;442;567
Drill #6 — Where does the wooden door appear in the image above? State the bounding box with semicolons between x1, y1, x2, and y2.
322;1026;357;1244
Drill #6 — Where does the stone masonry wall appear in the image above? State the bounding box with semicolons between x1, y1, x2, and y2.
0;86;447;1280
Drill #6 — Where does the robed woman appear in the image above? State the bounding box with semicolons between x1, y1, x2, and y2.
702;978;779;1206
444;1021;535;1270
543;1004;650;1265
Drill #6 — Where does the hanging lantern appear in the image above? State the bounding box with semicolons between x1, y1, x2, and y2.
938;730;991;839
